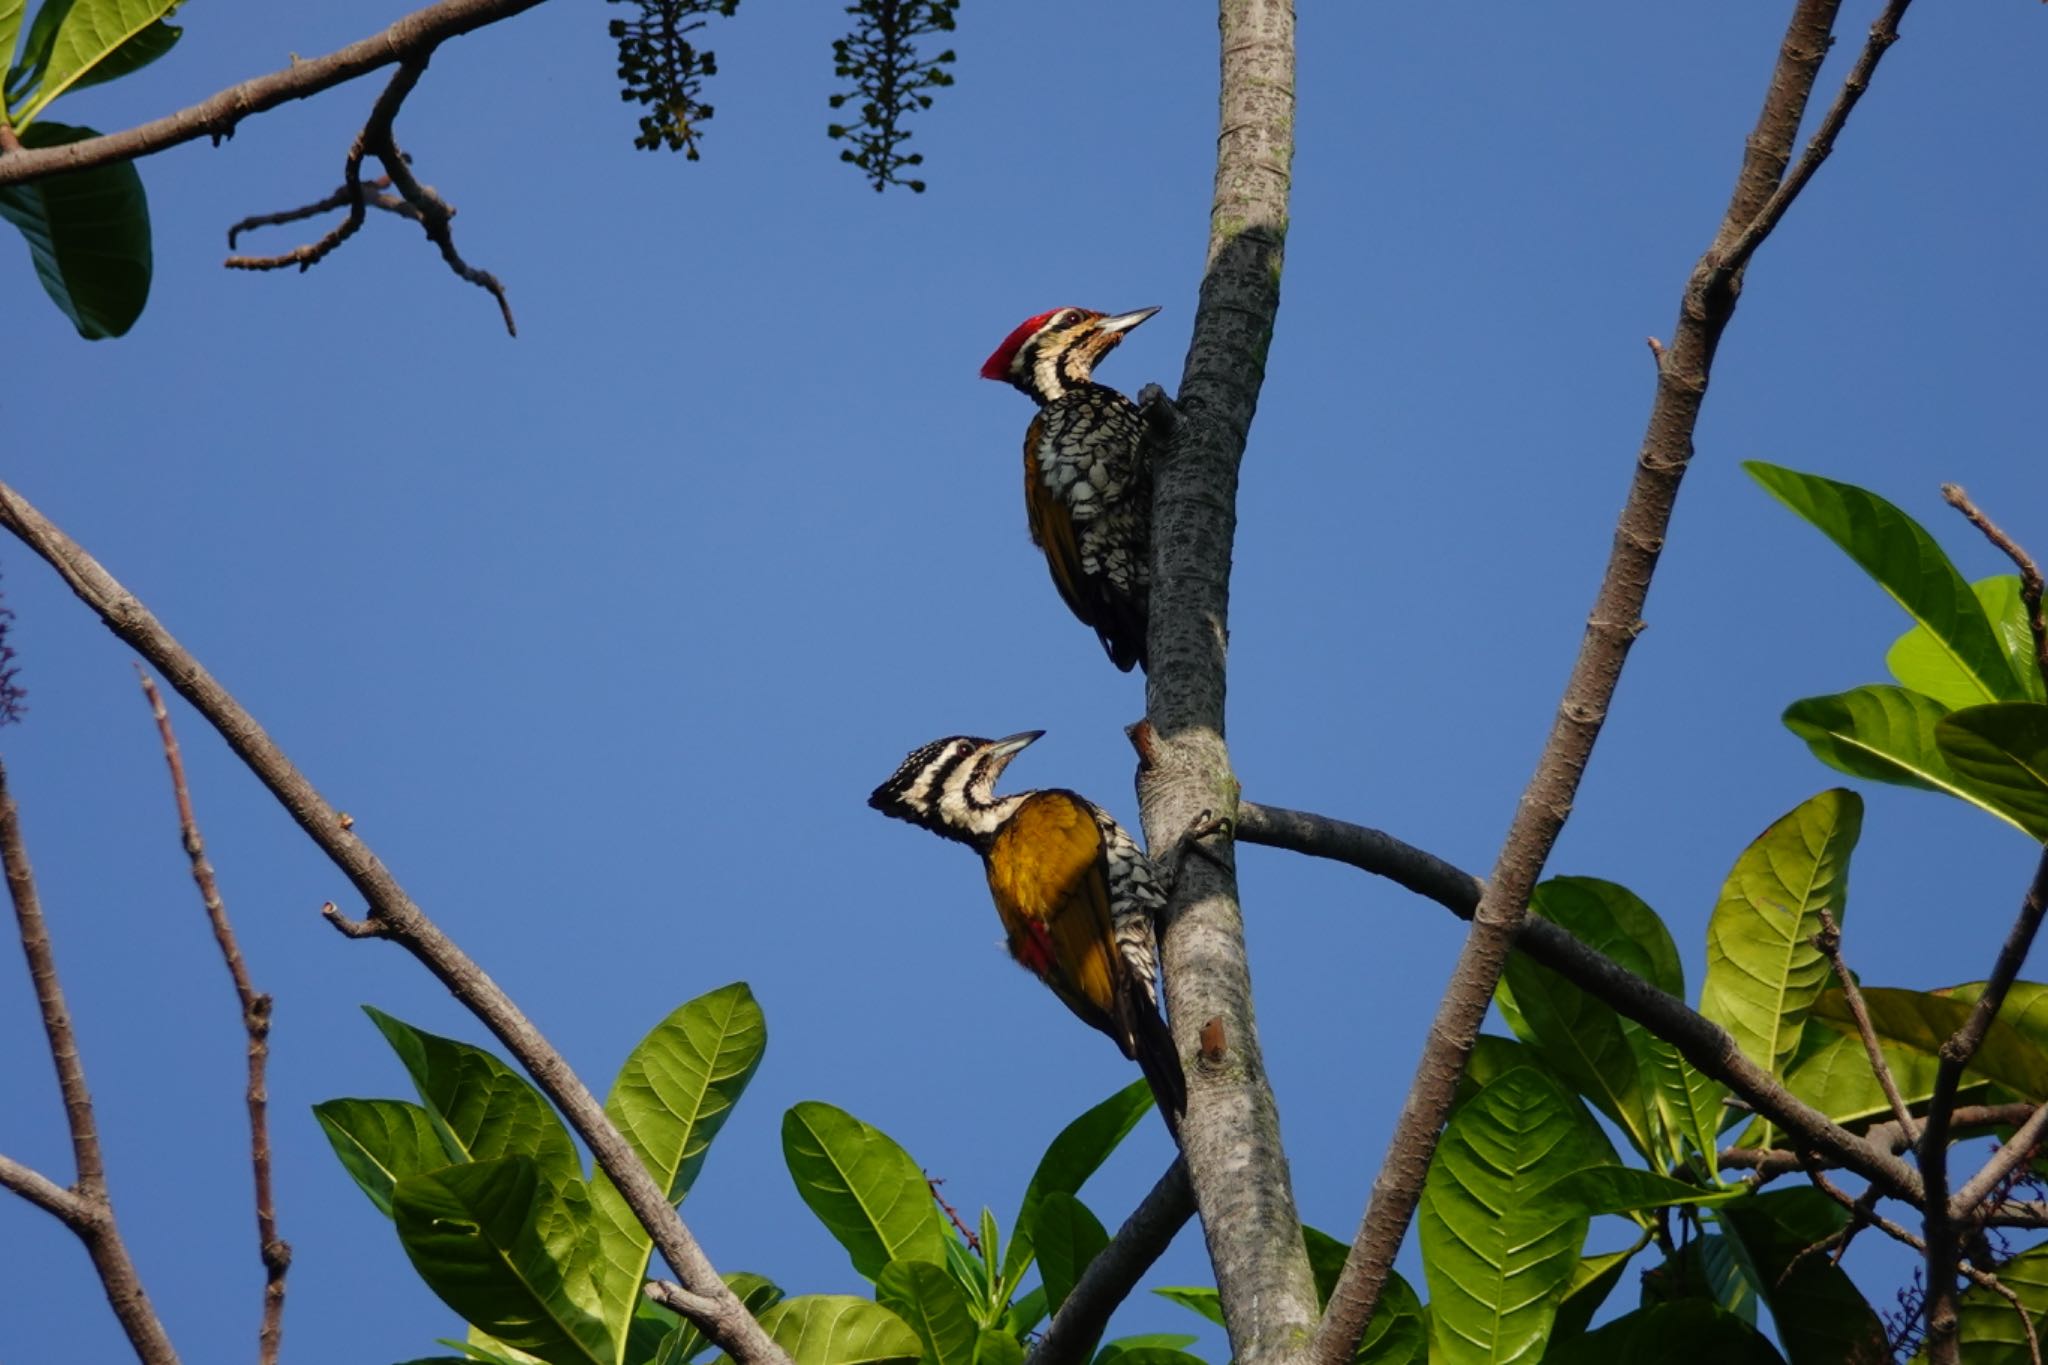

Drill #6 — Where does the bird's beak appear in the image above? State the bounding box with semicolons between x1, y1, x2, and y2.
990;730;1045;759
1096;306;1160;335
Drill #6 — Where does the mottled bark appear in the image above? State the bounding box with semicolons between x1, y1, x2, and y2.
1136;3;1312;1364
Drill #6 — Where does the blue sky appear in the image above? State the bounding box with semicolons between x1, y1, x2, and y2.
4;2;2047;1360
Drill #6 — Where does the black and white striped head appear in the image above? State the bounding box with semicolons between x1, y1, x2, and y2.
868;731;1043;844
980;307;1159;404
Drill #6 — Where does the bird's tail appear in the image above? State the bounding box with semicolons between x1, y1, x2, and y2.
1127;995;1187;1141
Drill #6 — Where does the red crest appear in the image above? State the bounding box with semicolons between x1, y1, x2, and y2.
980;309;1068;380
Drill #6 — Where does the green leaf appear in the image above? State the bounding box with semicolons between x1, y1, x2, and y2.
740;1296;922;1365
1746;461;2023;703
4;0;66;107
0;119;148;337
1501;885;1658;1161
11;0;182;126
393;1157;612;1365
1090;1348;1204;1365
1891;576;2048;707
1548;1166;1744;1217
1776;1026;1947;1130
313;1097;454;1218
1546;1300;1784;1364
1420;1066;1608;1364
1950;1243;2048;1363
783;1102;947;1280
590;984;766;1349
1302;1222;1350;1307
1781;685;2001;802
1700;790;1863;1079
1548;1245;1638;1344
653;1273;781;1365
1642;1232;1758;1326
970;1329;1023;1365
1936;703;2048;841
876;1260;979;1365
1151;1288;1223;1329
0;0;25;100
1033;1192;1108;1316
364;1007;580;1192
1809;986;2048;1099
1357;1271;1428;1365
1718;1190;1887;1364
1004;1080;1152;1285
1001;1287;1046;1339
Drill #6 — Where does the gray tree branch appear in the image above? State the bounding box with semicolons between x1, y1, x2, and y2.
0;481;791;1365
1305;3;1931;1355
0;0;550;187
1027;1162;1195;1365
1;761;180;1364
1135;2;1312;1362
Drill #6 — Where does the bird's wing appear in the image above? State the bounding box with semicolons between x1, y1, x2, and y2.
1023;413;1094;625
985;791;1126;1047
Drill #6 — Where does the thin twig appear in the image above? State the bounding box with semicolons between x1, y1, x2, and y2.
225;174;420;250
0;480;787;1365
1923;847;2048;1362
1309;5;1917;1357
1813;908;1918;1142
0;760;180;1363
138;670;289;1365
925;1175;978;1253
1719;1103;2035;1179
228;56;516;334
1953;1102;2048;1218
0;0;550;187
1943;483;2048;690
1027;1161;1194;1365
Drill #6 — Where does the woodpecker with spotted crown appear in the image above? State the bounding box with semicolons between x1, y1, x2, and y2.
981;306;1160;673
869;730;1186;1129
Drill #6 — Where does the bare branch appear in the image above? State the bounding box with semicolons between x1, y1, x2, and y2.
1924;846;2048;1362
1953;1104;2048;1219
1719;1104;2035;1180
224;174;421;250
1027;1161;1195;1365
1943;483;2048;690
138;670;290;1365
1239;800;1924;1198
228;56;516;335
1813;908;1917;1142
1;760;180;1363
1310;3;1921;1355
0;0;550;188
1134;0;1311;1360
0;481;788;1365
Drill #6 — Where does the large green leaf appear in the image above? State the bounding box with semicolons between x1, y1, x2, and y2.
783;1102;947;1280
1809;986;2048;1100
11;0;181;126
1779;688;2041;838
1891;576;2047;707
739;1296;922;1365
1547;1245;1638;1346
365;1007;581;1191
1747;462;2023;703
1775;1026;1946;1130
1549;1166;1743;1217
1642;1232;1758;1325
1002;1080;1152;1285
1420;1066;1608;1363
1151;1287;1223;1329
313;1097;454;1218
4;0;66;106
0;0;24;98
1944;1243;2048;1364
589;985;766;1350
970;1329;1023;1365
1700;790;1862;1079
876;1259;978;1365
1547;1300;1783;1363
393;1156;612;1365
1718;1190;1887;1364
1936;703;2048;841
1499;955;1650;1162
1032;1192;1107;1316
1357;1271;1428;1365
0;119;148;337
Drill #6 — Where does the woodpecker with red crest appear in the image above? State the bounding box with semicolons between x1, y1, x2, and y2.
869;730;1186;1129
981;306;1160;672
